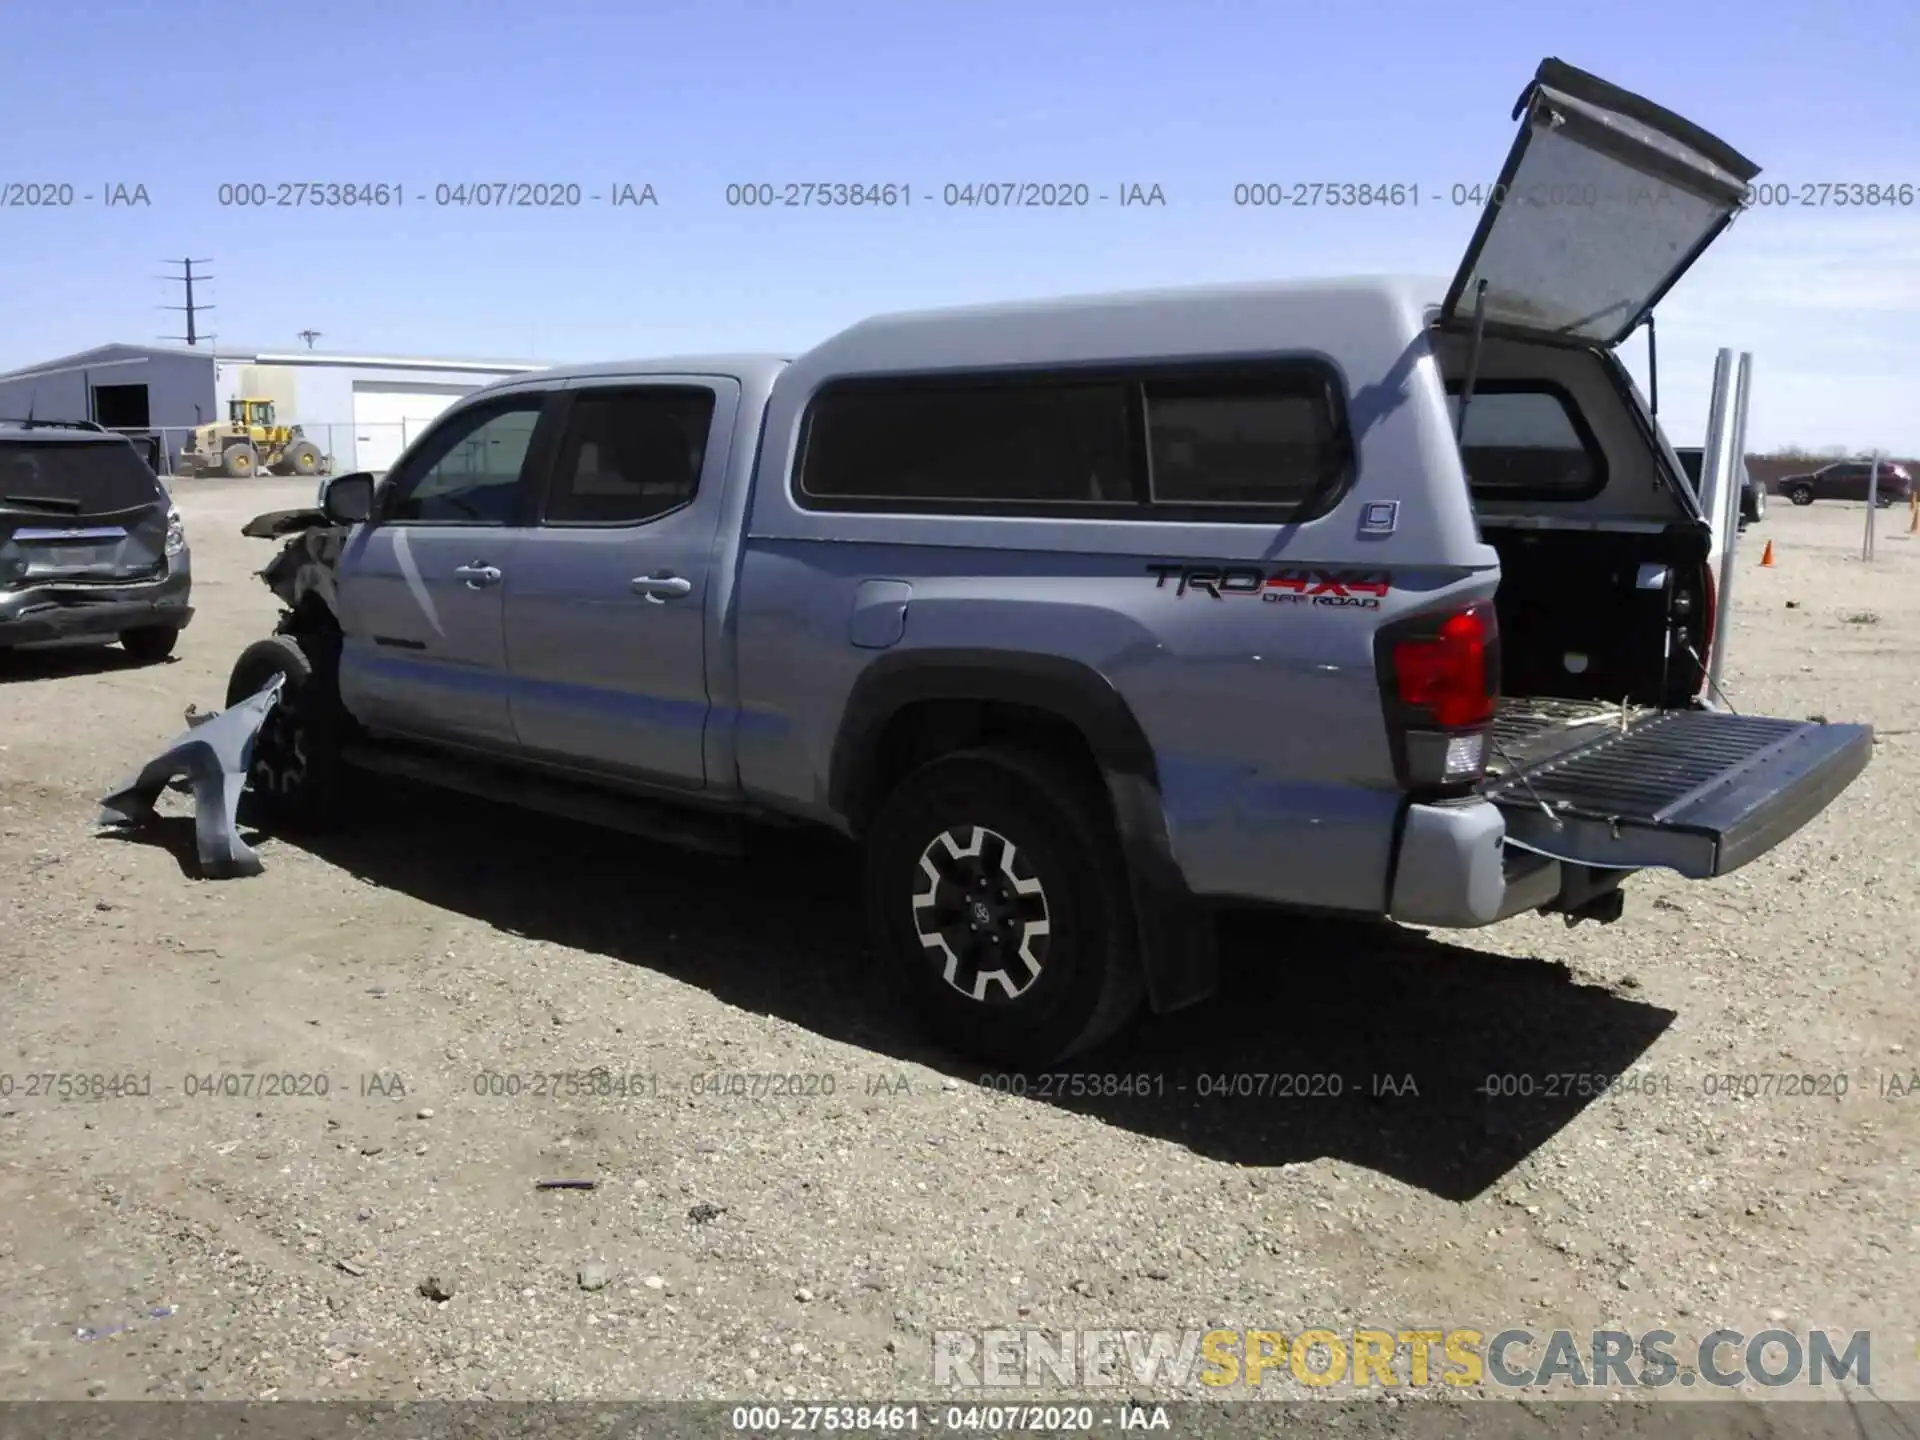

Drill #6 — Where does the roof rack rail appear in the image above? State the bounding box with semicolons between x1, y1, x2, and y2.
0;416;109;431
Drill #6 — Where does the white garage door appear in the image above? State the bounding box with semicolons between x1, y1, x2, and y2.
351;384;475;474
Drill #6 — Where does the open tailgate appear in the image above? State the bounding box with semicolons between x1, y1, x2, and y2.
1482;706;1871;878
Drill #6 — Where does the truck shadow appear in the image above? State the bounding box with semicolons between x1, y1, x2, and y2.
119;778;1676;1202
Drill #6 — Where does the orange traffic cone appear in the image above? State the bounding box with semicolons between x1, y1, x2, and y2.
1760;540;1775;567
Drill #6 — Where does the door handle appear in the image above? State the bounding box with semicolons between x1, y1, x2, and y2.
631;573;692;603
453;563;502;589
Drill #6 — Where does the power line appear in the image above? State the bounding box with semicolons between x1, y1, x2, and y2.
298;329;323;349
158;258;214;346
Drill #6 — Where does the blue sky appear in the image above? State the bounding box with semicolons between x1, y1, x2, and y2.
3;0;1917;452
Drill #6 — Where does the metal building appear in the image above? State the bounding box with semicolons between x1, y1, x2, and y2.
0;343;546;475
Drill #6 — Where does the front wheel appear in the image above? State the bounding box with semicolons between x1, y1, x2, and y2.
225;632;346;827
863;747;1144;1069
283;439;323;476
1787;483;1815;506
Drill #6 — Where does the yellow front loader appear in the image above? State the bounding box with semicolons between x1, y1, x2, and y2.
181;399;329;478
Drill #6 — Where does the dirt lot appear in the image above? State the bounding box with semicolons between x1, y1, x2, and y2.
0;480;1915;1408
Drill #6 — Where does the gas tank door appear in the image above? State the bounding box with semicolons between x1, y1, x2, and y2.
849;580;913;649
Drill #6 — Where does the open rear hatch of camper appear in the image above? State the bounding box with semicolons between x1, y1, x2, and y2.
1481;699;1871;878
1439;58;1761;351
1441;66;1872;878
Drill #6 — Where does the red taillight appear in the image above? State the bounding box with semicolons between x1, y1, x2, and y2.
1392;606;1497;727
1375;600;1501;791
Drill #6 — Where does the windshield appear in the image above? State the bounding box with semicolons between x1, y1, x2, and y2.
0;439;167;515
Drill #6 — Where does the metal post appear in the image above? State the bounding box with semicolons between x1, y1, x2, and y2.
1696;349;1735;553
1708;353;1754;700
1864;454;1880;560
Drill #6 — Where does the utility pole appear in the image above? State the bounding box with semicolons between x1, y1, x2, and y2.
159;258;214;346
298;329;322;349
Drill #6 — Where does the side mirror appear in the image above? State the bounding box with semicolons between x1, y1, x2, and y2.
319;472;375;525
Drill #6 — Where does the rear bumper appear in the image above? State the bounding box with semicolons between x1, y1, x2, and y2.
1387;798;1564;928
0;554;193;646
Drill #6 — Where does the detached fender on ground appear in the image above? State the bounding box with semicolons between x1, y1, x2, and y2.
95;674;286;878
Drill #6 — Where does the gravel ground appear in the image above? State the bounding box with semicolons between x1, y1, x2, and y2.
0;480;1914;1409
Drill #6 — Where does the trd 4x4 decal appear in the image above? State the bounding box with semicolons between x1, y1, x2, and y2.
1146;564;1393;609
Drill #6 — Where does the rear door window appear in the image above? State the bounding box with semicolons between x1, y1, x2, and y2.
542;388;716;525
1445;386;1607;501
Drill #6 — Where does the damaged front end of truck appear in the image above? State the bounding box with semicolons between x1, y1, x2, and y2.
241;505;348;620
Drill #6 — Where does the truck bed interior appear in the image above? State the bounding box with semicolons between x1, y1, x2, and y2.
1433;330;1714;716
1477;521;1710;711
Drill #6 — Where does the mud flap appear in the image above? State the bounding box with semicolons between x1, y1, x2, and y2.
1105;770;1218;1013
95;674;285;879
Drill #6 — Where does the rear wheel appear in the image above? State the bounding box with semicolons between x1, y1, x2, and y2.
223;444;259;479
863;747;1143;1069
119;626;179;664
1787;482;1815;506
225;631;346;827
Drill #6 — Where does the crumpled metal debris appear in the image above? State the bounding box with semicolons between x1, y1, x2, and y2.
242;507;347;614
95;674;286;878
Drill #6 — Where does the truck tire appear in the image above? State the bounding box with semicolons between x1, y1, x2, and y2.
863;746;1144;1069
224;444;260;479
119;626;179;664
1787;482;1815;506
225;632;346;827
283;439;323;476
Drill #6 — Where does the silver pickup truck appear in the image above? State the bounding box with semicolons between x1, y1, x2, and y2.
231;58;1871;1068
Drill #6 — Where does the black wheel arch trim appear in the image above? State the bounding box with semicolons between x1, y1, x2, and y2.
831;649;1158;825
833;648;1216;1016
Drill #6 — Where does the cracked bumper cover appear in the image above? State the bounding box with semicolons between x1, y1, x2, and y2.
0;554;193;645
